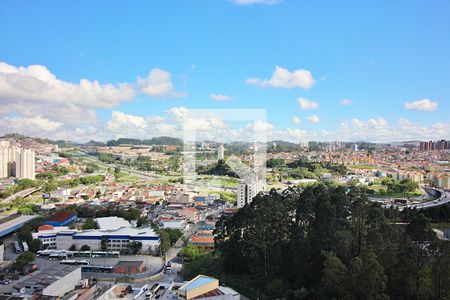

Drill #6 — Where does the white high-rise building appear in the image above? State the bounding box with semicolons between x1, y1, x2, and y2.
217;144;225;160
351;144;359;152
237;179;265;208
0;141;35;179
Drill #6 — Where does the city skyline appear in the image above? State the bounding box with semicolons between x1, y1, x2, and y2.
1;0;449;142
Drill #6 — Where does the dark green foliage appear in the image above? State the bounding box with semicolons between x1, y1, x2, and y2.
14;252;35;270
266;158;285;168
207;184;446;299
80;244;90;251
106;136;183;146
29;239;43;252
196;159;238;177
129;241;142;254
82;217;98;230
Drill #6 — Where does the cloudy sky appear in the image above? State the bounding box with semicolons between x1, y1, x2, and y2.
0;0;449;142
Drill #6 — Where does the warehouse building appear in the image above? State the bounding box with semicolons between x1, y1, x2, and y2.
44;210;77;227
12;264;82;298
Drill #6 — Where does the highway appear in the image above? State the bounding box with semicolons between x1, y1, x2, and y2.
381;186;450;211
1;186;42;204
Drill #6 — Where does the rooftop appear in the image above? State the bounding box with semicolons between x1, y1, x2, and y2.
96;216;131;230
45;210;77;223
114;260;144;268
179;275;217;292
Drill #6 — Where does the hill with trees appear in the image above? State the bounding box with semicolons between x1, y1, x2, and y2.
182;184;450;299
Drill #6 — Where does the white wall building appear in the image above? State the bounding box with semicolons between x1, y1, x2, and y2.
237;180;265;208
0;141;35;179
33;226;160;253
217;144;225;160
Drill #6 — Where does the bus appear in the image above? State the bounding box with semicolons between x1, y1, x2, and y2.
49;253;69;261
91;251;120;258
60;260;90;265
14;241;22;254
81;265;114;273
72;251;92;258
22;241;29;252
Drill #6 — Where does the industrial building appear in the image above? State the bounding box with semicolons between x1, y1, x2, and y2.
44;210;78;227
0;141;35;180
11;264;82;298
178;275;240;300
33;221;160;254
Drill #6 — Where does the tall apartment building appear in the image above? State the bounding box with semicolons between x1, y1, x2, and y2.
217;144;225;160
419;140;449;151
237;179;265;208
0;141;35;179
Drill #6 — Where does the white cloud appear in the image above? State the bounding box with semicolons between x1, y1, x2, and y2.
210;94;233;101
1;115;62;133
0;61;135;108
340;98;352;106
247;66;315;89
106;111;147;137
298;97;319;110
404;98;438;112
292;116;301;124
229;0;282;5
138;68;186;98
307;114;320;123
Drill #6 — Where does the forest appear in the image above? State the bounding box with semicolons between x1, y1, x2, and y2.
184;184;450;299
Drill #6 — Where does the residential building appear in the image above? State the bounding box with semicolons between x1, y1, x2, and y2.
217;144;225;160
237;179;264;208
0;141;35;179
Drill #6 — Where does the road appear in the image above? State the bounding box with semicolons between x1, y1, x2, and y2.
379;187;450;211
1;186;42;204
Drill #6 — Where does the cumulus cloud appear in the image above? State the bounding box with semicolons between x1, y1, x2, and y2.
210;94;233;101
404;98;438;112
247;66;315;89
298;97;319;110
0;115;63;133
307;114;320;123
340;98;352;106
106;111;147;137
138;68;185;98
229;0;282;5
0;61;135;108
292;116;301;124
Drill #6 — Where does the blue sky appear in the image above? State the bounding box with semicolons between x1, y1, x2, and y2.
0;0;449;142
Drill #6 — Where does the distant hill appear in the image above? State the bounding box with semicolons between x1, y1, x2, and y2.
105;136;183;146
84;140;106;146
0;133;75;147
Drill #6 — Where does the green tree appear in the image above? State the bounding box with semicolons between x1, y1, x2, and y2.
14;252;36;270
29;239;43;252
320;251;347;299
82;217;98;230
69;244;77;251
101;237;108;251
129;241;142;254
178;244;200;262
80;244;90;251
